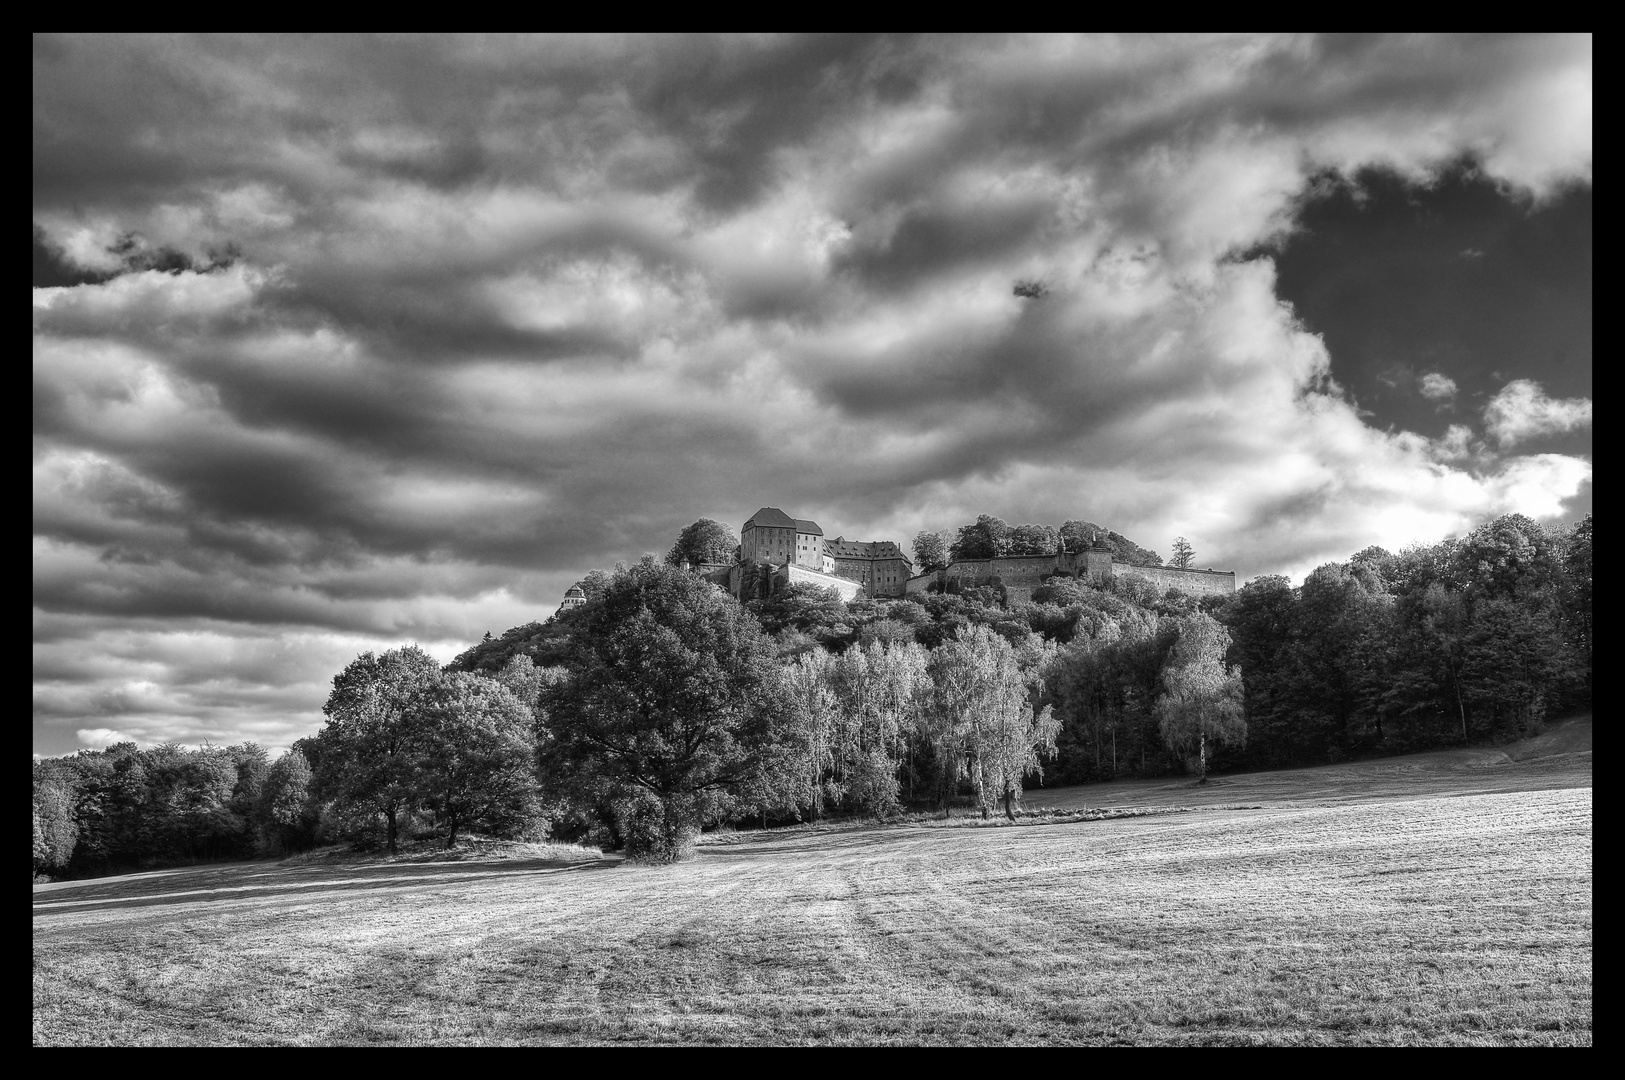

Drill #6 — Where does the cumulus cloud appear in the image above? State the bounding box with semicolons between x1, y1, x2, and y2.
1419;372;1459;401
75;728;137;748
32;34;1591;755
1483;379;1593;447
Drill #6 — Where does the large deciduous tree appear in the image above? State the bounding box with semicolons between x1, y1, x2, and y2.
540;559;787;862
666;518;740;568
313;645;442;855
949;515;1013;561
414;672;543;848
1008;523;1059;556
255;749;319;854
912;530;949;572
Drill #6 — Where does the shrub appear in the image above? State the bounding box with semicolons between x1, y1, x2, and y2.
616;789;700;864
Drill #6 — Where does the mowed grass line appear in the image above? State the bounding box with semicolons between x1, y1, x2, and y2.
33;785;1590;1046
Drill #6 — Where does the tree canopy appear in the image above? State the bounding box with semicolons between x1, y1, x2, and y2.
666;518;740;568
540;559;787;861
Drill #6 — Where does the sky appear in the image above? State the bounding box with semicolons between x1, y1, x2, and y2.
33;33;1592;758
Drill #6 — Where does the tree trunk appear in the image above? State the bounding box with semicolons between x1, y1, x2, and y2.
385;805;398;855
446;818;459;850
1111;728;1117;777
1454;672;1468;746
1197;729;1207;783
1003;784;1015;821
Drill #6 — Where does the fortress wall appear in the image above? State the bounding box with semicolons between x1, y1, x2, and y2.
914;551;1237;603
698;564;733;590
986;555;1063;598
783;563;864;601
1123;564;1236;597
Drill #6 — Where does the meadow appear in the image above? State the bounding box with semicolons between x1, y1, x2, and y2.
32;719;1591;1046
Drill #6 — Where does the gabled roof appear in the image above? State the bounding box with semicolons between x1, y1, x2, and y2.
825;537;911;565
744;507;797;530
793;518;823;536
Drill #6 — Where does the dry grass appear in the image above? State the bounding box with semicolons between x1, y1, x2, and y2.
32;718;1591;1046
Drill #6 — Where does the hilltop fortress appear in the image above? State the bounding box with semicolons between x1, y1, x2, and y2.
707;507;1236;605
572;506;1237;609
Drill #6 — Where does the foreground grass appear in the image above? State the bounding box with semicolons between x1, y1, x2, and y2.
34;773;1590;1046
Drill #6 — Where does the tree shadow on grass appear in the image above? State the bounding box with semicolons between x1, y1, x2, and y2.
32;857;621;918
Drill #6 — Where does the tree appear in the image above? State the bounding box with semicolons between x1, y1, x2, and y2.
912;530;950;572
824;641;928;818
976;633;1061;819
780;649;841;820
256;749;318;854
1170;537;1195;569
540;560;788;862
1058;520;1098;553
313;646;442;855
1417;582;1471;746
950;515;1012;561
1452;514;1557;602
575;569;611;602
31;763;79;874
1156;613;1244;780
666;519;740;569
1008;523;1059;556
415;672;543;848
924;625;1059;819
1559;514;1592;697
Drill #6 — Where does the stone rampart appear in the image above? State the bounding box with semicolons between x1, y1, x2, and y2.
781;563;864;601
1116;563;1236;597
906;549;1235;603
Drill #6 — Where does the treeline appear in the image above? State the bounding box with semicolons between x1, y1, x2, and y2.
916;516;1164;571
33;511;1589;875
32;742;317;879
1221;513;1591;768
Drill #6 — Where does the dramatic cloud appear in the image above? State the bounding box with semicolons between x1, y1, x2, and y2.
33;34;1592;756
1483;379;1593;447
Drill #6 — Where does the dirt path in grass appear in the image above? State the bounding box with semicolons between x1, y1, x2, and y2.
34;769;1591;1045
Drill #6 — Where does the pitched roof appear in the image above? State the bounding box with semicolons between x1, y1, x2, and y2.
793;518;823;536
744;507;797;530
825;537;911;564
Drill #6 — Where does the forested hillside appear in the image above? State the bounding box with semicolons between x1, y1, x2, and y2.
33;512;1590;876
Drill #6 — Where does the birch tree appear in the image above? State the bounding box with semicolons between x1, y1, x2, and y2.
1156;613;1245;780
925;625;1061;819
781;648;840;819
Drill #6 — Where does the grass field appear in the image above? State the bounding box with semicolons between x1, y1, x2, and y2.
32;718;1592;1045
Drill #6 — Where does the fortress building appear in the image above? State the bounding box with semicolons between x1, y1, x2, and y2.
728;507;913;601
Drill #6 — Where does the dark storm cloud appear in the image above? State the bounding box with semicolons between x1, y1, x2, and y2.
33;34;1591;756
1269;164;1591;456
